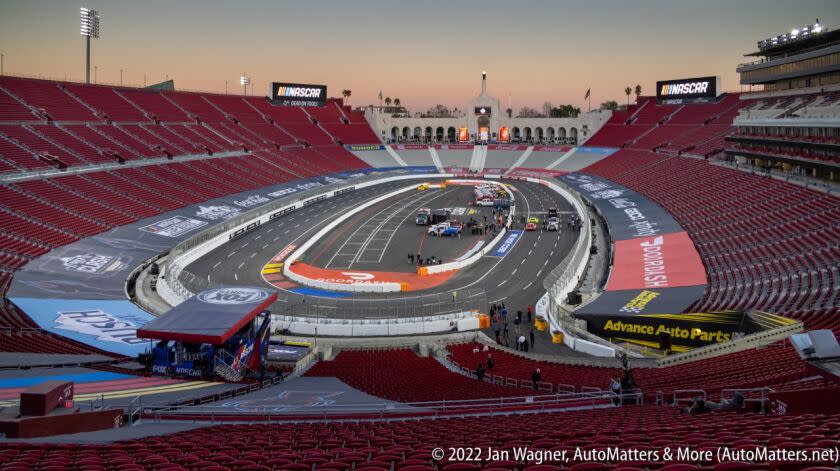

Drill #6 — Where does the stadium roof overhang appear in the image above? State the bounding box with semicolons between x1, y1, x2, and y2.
137;286;277;345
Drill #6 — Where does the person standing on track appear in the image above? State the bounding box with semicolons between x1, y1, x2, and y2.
409;253;414;264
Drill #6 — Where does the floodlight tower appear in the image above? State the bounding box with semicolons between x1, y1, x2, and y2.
80;7;100;84
241;75;250;96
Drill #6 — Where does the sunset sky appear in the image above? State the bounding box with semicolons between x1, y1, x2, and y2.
0;0;835;112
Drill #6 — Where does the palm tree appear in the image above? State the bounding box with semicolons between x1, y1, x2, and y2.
634;84;641;101
624;87;632;107
506;108;512;119
394;98;401;107
341;89;351;105
385;97;392;107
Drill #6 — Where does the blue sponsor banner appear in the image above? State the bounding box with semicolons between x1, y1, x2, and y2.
574;147;619;155
489;230;522;257
289;287;352;298
0;371;132;389
9;298;156;356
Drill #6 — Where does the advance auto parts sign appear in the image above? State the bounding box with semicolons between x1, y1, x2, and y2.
583;310;752;350
270;82;327;107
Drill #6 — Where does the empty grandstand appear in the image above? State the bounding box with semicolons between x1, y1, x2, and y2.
0;4;837;469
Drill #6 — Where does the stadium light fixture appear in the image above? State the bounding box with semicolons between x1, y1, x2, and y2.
240;75;250;96
80;7;100;84
757;21;826;51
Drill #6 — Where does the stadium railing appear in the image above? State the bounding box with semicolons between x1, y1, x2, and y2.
133;389;623;423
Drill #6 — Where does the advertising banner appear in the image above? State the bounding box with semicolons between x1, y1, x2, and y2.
606;232;706;291
270;82;327;107
532;146;573;152
10;298;156;356
459;128;469;142
489;230;522;257
436;144;474;150
498;128;510;143
575;286;706;317
656;76;720;104
488;144;528;151
581;310;752;350
560;173;684;240
346;144;385;151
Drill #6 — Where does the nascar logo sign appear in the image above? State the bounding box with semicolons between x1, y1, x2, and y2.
270;82;327;107
656;76;719;102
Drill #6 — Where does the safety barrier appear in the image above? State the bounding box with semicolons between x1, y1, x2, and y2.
272;311;480;336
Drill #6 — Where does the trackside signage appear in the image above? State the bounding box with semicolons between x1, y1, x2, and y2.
489;230;522;257
270;82;327;107
564;172;708;321
560;173;682;240
9;298;155;356
606;232;706;291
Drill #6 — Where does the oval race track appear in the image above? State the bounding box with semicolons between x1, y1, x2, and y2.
184;178;580;319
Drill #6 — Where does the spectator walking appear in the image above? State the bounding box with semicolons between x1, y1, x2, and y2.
486;353;494;372
475;363;485;382
532;368;541;389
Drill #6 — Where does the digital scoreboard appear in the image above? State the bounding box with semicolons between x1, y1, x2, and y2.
656;76;720;104
270;82;327;107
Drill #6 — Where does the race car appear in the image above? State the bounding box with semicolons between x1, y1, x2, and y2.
547;216;560;231
525;216;540;231
428;222;462;237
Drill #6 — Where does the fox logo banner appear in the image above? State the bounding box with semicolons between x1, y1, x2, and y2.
197;287;271;305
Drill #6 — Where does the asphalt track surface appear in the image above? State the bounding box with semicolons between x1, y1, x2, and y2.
306;185;498;271
185;178;579;319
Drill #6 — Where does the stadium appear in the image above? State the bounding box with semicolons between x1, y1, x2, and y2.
0;2;838;469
